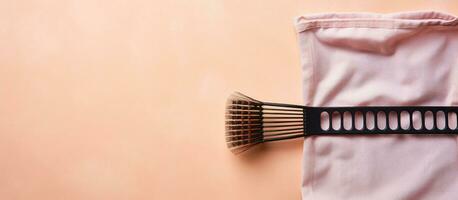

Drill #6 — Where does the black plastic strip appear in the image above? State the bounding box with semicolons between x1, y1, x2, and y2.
305;106;458;135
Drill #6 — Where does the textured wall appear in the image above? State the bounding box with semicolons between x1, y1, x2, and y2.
0;0;457;199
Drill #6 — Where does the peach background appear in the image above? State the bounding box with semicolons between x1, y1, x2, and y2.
1;1;458;199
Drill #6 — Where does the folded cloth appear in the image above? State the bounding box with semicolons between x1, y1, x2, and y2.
295;11;458;200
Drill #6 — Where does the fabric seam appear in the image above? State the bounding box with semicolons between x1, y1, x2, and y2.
295;11;458;33
296;22;458;33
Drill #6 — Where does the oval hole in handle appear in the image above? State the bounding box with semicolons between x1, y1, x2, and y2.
377;111;387;130
332;111;342;131
400;111;410;130
320;112;330;131
343;111;353;130
366;111;375;130
448;112;457;130
354;111;364;130
412;111;422;130
425;111;434;130
389;111;399;130
436;111;446;130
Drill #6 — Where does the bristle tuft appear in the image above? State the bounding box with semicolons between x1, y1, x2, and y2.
225;92;263;154
225;92;306;154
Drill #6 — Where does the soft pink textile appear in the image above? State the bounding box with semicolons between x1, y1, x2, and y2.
295;11;458;200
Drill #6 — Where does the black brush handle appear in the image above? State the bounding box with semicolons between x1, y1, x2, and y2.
304;106;458;135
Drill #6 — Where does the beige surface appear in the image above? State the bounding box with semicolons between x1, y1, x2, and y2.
1;1;457;199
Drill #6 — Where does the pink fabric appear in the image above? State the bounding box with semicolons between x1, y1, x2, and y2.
295;11;458;200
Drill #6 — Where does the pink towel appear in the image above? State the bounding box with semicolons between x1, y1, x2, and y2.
295;11;458;200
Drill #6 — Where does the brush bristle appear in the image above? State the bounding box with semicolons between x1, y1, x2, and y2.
225;92;305;154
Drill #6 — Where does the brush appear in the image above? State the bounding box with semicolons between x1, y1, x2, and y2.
225;92;458;154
